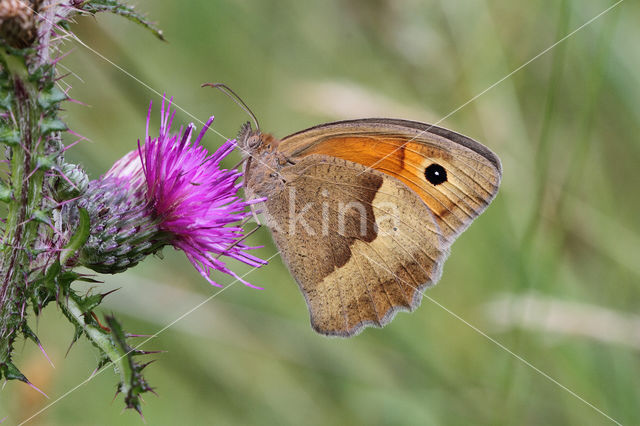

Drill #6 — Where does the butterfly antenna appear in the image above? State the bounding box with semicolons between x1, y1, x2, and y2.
202;82;260;131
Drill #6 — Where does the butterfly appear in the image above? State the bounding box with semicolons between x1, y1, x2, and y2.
207;84;502;337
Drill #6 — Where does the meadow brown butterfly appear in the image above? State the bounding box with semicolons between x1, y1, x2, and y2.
207;84;502;337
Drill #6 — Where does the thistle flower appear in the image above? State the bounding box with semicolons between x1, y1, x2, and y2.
77;98;266;288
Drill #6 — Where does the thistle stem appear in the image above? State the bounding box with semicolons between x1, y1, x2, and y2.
60;296;131;396
0;62;43;366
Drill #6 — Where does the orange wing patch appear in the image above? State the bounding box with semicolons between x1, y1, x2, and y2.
293;135;498;239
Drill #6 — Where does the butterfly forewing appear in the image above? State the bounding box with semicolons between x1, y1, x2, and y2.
280;119;501;240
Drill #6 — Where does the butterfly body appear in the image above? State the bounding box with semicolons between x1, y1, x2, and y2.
239;119;501;337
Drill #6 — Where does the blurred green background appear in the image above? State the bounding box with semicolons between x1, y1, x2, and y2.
2;0;640;424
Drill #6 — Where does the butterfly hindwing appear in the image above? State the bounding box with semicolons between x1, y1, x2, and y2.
260;156;447;336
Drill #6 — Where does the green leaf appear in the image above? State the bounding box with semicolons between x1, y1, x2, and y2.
58;271;82;286
70;323;84;349
38;86;67;110
1;360;28;382
43;260;61;288
61;207;90;264
21;324;41;346
81;0;164;40
0;124;20;146
39;118;67;135
0;181;12;202
36;155;57;171
0;91;12;110
72;292;105;314
30;286;55;315
105;315;155;414
28;63;54;86
32;210;52;226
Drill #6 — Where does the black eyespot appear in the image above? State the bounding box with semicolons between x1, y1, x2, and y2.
424;163;447;185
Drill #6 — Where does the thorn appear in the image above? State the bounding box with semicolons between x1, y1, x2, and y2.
65;97;89;107
136;406;145;423
49;48;74;64
37;341;55;368
112;388;121;405
54;71;72;81
132;349;165;356
65;128;91;143
138;360;156;371
65;337;77;358
101;287;121;299
125;333;152;338
88;366;99;379
25;380;49;399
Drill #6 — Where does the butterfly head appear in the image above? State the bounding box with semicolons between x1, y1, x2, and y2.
237;121;281;156
237;121;263;152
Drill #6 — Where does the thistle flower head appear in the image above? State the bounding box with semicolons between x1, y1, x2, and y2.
79;97;265;288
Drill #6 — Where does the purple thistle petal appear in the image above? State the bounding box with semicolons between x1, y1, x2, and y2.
106;97;266;287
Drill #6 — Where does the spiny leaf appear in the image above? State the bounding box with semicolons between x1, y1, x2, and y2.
0;124;20;146
80;0;164;40
105;315;156;413
73;292;105;314
95;353;110;371
35;154;58;171
67;324;84;355
31;210;52;226
43;261;61;290
0;91;12;110
38;86;67;111
62;207;90;265
39;118;67;135
0;181;12;202
57;271;82;290
30;286;55;315
1;360;28;382
28;63;54;86
21;324;41;346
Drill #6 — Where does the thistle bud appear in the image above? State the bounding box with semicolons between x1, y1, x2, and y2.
77;176;167;274
0;0;41;49
52;163;89;201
